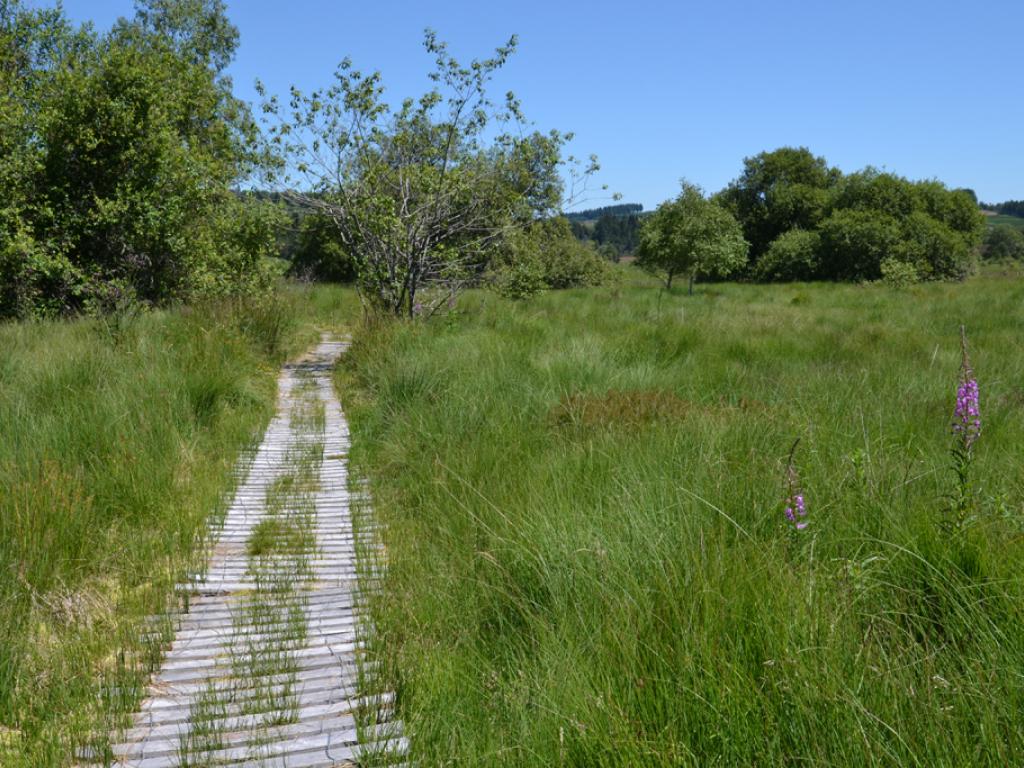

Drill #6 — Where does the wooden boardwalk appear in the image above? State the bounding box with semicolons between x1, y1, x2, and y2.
107;336;403;767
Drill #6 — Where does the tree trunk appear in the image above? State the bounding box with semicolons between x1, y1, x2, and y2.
666;272;674;290
688;273;694;296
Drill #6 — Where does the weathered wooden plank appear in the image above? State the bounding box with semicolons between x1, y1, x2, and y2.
107;336;403;767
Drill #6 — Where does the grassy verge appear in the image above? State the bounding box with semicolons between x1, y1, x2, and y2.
0;283;355;764
341;272;1024;766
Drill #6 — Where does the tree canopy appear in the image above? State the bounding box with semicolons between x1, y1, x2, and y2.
0;0;275;319
636;182;747;293
981;200;1024;218
715;147;839;262
983;225;1024;261
259;31;602;316
712;148;985;283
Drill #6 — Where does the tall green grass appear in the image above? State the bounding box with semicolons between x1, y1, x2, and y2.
0;283;356;764
342;273;1024;766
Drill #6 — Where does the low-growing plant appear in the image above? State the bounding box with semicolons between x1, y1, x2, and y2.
879;256;921;287
782;439;809;532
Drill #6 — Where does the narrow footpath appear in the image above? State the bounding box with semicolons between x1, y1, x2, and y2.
108;336;403;767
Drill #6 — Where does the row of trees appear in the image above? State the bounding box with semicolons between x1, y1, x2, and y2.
2;2;999;318
981;200;1024;218
0;0;281;319
636;148;987;289
564;203;642;221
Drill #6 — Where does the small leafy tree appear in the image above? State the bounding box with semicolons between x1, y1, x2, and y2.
259;31;602;316
636;182;748;294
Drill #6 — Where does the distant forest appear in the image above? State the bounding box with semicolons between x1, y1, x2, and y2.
568;204;645;258
565;203;643;222
981;200;1024;218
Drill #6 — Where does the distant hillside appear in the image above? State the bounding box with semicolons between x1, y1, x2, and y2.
567;204;645;258
565;203;643;223
980;200;1024;218
987;214;1024;232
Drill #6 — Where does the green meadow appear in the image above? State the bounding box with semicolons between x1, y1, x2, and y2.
4;270;1024;765
342;272;1024;766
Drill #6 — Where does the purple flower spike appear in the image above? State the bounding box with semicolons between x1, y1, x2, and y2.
783;443;809;532
952;328;981;452
952;377;981;450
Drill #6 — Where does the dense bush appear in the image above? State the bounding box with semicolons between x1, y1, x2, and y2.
753;229;821;282
720;148;985;283
490;217;610;299
983;225;1024;261
715;147;838;260
815;206;974;283
287;212;357;282
0;0;275;319
817;209;902;281
894;210;973;279
879;256;921;287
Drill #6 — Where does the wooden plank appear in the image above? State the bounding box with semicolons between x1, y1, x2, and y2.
107;336;403;767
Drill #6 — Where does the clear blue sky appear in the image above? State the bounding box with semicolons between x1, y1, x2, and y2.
53;0;1024;209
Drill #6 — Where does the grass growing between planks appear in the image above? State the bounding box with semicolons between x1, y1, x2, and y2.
341;272;1024;766
0;283;357;765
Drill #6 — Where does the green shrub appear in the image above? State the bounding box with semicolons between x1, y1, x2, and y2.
894;210;973;280
817;209;902;280
541;235;610;289
492;254;546;300
983;225;1024;261
755;229;821;282
0;1;273;319
879;256;921;287
490;217;609;299
288;212;357;282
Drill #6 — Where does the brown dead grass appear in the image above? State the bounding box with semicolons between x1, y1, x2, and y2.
548;389;771;431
